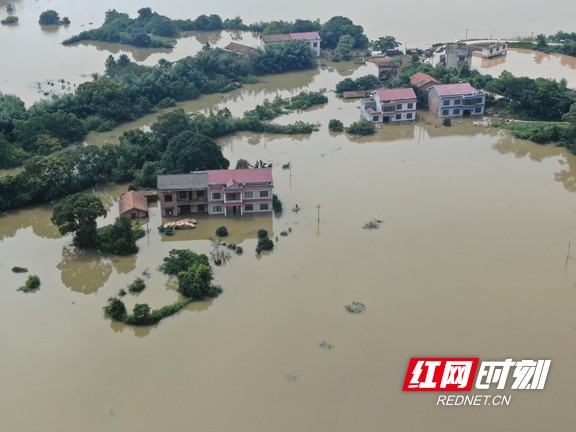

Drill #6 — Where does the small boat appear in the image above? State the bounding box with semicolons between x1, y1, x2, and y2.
292;205;301;212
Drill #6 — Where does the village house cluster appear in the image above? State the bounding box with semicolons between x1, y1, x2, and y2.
359;71;486;122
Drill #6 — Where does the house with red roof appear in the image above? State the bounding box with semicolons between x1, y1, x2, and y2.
360;87;417;123
410;72;440;94
119;191;149;219
261;31;321;56
428;83;486;118
157;168;273;217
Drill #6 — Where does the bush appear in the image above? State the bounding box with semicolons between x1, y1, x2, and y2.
329;119;344;132
443;118;452;127
346;119;376;135
18;275;41;293
258;229;268;239
256;238;274;252
1;16;19;25
272;194;283;213
128;277;146;293
216;226;228;237
157;97;177;109
96;217;140;255
11;266;28;273
104;297;127;320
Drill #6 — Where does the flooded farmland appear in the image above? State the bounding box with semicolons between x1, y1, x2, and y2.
2;0;576;430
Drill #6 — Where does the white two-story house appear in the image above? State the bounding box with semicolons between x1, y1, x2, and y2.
360;87;417;123
428;83;486;118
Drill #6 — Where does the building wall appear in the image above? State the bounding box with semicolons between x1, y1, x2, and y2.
120;209;148;219
208;186;273;216
429;91;485;117
159;190;208;217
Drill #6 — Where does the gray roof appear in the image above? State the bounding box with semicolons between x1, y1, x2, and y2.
157;172;208;191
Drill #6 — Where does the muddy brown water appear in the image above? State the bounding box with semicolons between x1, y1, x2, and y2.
2;1;576;431
2;61;576;431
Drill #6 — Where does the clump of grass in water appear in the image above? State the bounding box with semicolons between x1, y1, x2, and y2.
363;219;383;230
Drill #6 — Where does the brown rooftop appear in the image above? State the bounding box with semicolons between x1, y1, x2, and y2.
119;191;148;215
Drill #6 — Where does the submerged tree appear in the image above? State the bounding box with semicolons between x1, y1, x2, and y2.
51;193;107;247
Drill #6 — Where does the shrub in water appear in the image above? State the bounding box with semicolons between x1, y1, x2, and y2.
257;229;268;239
128;277;146;293
216;226;228;237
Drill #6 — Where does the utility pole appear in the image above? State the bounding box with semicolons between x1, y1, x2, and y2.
465;28;469;41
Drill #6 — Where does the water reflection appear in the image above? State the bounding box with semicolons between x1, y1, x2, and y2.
78;41;173;63
0;206;60;241
58;246;113;294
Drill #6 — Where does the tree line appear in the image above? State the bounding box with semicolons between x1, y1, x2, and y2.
0;39;317;169
62;8;369;51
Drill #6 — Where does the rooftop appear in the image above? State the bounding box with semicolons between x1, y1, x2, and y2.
374;87;417;102
157;172;208;191
207;168;273;186
410;72;440;88
223;42;255;55
261;34;292;43
289;31;321;40
119;191;148;215
432;83;482;96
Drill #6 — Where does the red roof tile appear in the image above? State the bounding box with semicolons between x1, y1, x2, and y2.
410;72;440;88
374;87;416;101
119;191;148;215
207;168;273;186
432;83;480;96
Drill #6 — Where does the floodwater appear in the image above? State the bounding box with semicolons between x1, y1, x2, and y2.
2;61;576;430
2;2;576;432
2;0;576;103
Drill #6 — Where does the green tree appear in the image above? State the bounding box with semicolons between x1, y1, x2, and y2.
321;16;368;49
346;119;376;135
235;158;251;169
39;10;61;25
370;36;400;52
335;35;355;58
536;34;548;50
328;119;344;132
159;249;210;275
104;297;127;320
97;217;140;255
51;193;107;248
178;263;214;299
161;131;229;173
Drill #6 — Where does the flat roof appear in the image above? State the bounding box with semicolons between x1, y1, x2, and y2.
432;83;482;96
157;172;208;191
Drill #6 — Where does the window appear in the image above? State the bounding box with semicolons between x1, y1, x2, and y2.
457;55;466;62
373;116;379;121
407;113;413;119
463;99;475;106
259;203;269;211
212;205;223;213
395;114;401;120
407;103;414;109
211;192;222;200
443;100;450;106
164;194;173;203
396;104;402;110
453;109;460;115
312;42;318;47
259;190;269;198
475;107;482;113
453;99;461;105
178;191;188;200
382;106;395;112
243;191;254;199
165;208;173;216
226;192;239;201
245;204;254;211
442;109;449;116
197;191;205;199
476;97;483;104
197;205;205;212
